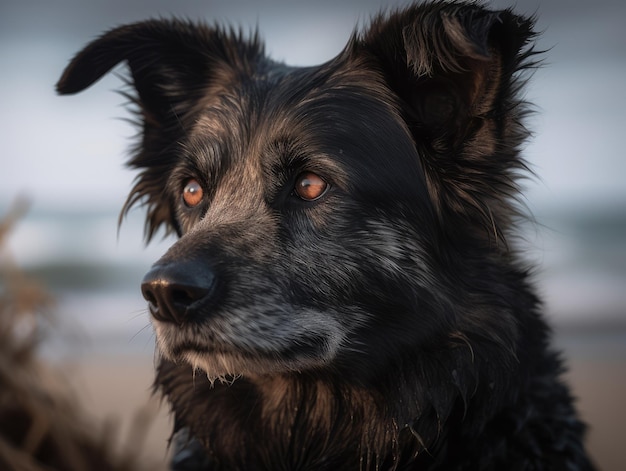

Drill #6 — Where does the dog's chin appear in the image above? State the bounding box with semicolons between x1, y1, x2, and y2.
158;346;335;384
154;326;342;383
174;350;321;383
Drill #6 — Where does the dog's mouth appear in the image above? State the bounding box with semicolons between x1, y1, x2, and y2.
153;320;344;380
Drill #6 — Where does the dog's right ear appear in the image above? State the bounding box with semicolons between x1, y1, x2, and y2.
56;20;263;122
57;20;264;240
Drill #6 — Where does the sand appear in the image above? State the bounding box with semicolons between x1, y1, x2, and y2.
54;355;172;471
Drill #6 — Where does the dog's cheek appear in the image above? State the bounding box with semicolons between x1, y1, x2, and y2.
282;237;364;304
279;213;376;306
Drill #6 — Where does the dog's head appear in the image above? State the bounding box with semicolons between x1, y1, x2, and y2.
57;3;536;382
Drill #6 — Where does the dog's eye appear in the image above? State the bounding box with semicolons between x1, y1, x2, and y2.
182;179;204;207
294;172;328;201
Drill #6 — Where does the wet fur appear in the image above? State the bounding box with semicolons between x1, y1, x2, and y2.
58;1;595;469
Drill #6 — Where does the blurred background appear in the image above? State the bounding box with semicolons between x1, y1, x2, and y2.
0;0;624;469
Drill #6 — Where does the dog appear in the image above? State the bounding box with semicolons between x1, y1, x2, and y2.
57;1;595;469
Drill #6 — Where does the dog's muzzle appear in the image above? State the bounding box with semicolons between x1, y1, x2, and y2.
141;261;216;325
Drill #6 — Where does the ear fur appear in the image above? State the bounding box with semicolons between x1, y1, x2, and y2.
360;2;538;244
57;20;264;240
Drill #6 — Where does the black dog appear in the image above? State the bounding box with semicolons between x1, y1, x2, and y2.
57;2;595;469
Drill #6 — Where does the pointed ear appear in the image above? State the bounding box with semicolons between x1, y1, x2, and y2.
361;4;537;240
57;20;263;241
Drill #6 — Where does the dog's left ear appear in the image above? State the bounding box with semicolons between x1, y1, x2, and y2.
360;3;537;238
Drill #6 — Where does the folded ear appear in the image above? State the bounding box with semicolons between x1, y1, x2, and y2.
58;20;217;130
360;3;537;242
57;20;264;240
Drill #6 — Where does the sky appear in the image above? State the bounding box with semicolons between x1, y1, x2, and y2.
1;0;625;213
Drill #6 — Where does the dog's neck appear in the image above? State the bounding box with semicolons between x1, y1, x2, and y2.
155;346;501;469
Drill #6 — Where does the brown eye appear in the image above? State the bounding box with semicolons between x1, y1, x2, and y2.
182;179;204;207
294;172;328;201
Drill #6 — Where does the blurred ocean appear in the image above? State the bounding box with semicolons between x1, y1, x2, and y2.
2;203;625;356
1;205;175;356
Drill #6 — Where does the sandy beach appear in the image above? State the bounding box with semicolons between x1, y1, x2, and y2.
53;328;625;471
53;354;172;471
556;328;626;471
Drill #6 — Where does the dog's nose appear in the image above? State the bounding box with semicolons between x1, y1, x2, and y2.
141;261;216;325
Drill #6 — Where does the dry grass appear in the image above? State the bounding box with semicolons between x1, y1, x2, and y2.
0;200;152;471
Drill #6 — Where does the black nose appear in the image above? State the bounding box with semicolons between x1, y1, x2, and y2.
141;261;216;325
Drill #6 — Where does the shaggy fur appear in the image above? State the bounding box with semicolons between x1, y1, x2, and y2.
58;1;595;469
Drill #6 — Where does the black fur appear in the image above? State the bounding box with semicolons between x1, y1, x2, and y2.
57;2;595;469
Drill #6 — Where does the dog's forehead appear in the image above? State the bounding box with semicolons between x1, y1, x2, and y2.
188;59;423;190
191;61;387;143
